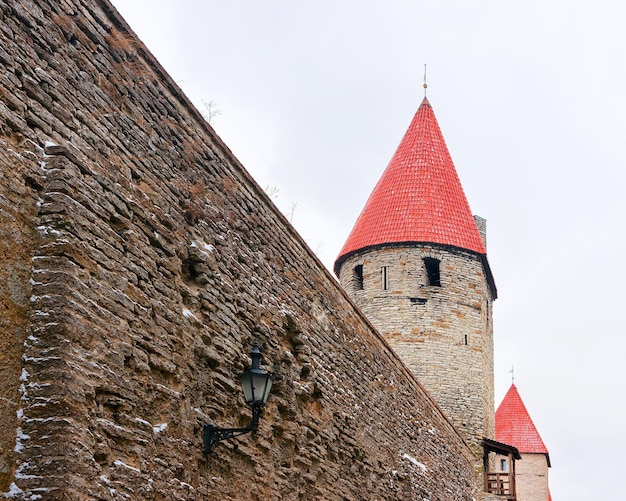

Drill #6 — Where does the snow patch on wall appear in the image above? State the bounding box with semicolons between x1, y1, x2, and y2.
3;482;24;498
401;453;427;473
152;423;168;434
113;460;141;473
191;240;214;254
182;308;198;321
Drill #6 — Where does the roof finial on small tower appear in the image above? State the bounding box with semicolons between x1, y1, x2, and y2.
510;365;515;384
423;63;428;97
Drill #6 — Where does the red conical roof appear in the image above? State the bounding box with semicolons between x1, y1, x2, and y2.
335;97;486;273
496;384;550;463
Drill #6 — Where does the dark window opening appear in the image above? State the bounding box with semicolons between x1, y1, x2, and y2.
464;334;468;346
381;266;388;290
353;265;364;290
410;298;427;305
423;257;441;287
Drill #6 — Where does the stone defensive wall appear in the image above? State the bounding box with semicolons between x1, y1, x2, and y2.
0;0;476;499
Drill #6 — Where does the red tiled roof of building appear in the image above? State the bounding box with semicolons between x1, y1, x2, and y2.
496;384;550;460
335;97;486;272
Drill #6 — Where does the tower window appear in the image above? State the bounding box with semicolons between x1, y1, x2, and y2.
500;459;508;472
423;257;441;287
381;266;388;290
353;264;364;290
464;334;468;346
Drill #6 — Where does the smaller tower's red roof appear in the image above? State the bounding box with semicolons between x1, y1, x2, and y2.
496;384;550;463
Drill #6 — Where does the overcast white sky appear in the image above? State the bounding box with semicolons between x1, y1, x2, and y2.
111;1;626;498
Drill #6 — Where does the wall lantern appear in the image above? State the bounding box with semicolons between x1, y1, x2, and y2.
203;339;274;454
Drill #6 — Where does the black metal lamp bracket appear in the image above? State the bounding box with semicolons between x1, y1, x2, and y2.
203;406;261;454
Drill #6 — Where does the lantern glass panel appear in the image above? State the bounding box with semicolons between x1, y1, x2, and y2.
239;371;254;405
239;371;273;406
260;375;273;404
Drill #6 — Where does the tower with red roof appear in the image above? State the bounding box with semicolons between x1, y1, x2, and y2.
335;96;497;454
496;384;551;500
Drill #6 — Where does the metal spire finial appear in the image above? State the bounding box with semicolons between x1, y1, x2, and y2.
423;63;428;97
510;365;515;383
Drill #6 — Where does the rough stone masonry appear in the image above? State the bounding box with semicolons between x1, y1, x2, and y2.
0;0;478;499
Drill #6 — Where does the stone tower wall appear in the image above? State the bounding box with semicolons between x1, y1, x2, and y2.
0;0;478;499
338;244;495;455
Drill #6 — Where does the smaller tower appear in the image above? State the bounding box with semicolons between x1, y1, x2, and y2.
496;384;552;501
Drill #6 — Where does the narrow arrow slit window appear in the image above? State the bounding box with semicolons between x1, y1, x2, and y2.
381;266;389;290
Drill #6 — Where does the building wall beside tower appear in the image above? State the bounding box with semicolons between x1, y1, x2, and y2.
516;454;550;501
338;243;495;455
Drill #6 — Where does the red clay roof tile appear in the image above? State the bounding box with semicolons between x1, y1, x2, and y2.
335;98;485;270
496;384;550;458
